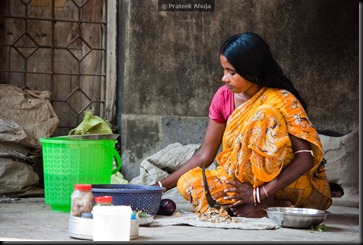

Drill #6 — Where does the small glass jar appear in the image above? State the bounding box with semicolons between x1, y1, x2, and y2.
70;184;93;217
94;196;113;206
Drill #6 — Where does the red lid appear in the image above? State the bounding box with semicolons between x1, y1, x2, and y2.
74;184;92;191
94;196;113;203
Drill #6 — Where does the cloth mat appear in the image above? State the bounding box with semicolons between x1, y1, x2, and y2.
150;212;279;230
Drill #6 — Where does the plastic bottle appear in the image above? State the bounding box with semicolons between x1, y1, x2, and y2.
70;184;93;217
94;196;113;206
130;212;139;240
92;205;132;241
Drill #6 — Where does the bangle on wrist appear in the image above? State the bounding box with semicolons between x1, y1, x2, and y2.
262;185;268;198
253;188;257;205
256;187;261;204
157;181;163;188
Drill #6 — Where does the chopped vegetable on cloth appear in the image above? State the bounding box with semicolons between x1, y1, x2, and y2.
150;210;278;230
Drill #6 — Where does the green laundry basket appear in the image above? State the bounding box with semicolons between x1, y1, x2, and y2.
40;137;122;212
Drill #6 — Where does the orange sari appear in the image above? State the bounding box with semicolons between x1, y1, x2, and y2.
177;87;332;213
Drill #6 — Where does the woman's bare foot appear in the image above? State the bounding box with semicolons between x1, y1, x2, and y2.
228;203;268;218
271;199;295;207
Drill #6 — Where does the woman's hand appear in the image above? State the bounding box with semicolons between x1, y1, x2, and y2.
223;180;254;206
223;180;269;218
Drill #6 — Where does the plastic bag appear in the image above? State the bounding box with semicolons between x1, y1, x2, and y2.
69;109;113;135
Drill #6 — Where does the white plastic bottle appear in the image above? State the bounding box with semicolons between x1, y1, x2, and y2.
92;205;132;241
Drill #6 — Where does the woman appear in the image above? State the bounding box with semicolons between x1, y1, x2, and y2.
156;32;332;217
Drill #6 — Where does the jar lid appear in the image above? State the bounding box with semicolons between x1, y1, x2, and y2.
74;184;92;191
94;195;113;203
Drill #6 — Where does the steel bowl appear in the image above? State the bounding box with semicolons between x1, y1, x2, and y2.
266;207;328;229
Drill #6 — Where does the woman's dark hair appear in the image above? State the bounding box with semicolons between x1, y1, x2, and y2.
219;32;307;110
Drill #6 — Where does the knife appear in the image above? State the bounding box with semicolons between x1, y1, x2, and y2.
201;161;221;210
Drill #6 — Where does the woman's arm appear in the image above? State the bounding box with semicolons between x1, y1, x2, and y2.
158;119;226;191
260;134;315;199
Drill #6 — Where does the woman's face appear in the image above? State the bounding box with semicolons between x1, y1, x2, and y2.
219;55;260;96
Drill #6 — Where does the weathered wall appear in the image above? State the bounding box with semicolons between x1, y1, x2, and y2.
117;0;359;180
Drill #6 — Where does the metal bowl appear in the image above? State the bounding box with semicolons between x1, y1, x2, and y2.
266;207;328;229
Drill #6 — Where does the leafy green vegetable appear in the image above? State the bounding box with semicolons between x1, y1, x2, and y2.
69;109;113;135
310;223;327;232
132;210;150;218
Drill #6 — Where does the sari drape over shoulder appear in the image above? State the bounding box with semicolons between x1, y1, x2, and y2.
177;88;332;214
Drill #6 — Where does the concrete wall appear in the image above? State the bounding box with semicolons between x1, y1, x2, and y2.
116;0;359;180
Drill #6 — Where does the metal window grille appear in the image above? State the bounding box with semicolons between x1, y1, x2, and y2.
0;0;109;136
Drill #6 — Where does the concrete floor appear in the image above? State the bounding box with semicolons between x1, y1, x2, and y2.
0;193;360;243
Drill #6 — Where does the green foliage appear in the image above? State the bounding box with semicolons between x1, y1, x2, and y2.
310;223;327;232
132;210;150;218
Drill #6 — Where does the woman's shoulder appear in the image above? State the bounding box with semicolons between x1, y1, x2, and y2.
214;85;233;97
209;85;234;123
267;87;290;95
267;88;295;101
211;85;234;106
212;85;234;105
266;88;306;114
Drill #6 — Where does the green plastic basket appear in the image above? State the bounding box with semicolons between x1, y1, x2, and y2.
40;137;122;212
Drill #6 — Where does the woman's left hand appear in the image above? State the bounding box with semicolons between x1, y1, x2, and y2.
223;180;269;218
223;180;254;206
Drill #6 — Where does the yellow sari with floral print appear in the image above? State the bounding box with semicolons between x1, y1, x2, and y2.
177;87;332;214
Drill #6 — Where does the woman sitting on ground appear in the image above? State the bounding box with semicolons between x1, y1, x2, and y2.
156;32;332;218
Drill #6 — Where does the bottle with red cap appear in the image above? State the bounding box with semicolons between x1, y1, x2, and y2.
70;184;93;217
94;196;113;206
